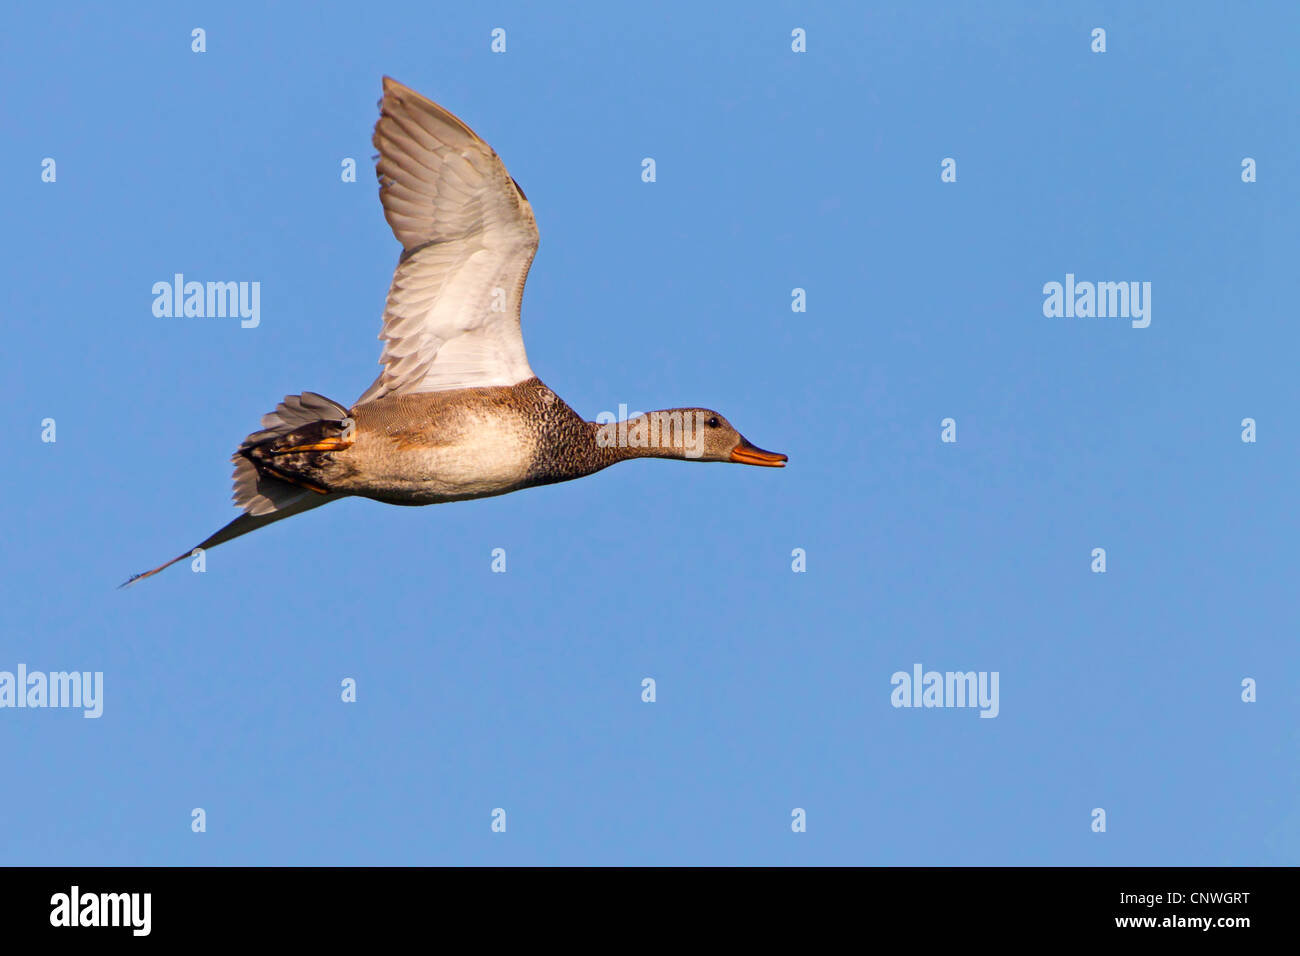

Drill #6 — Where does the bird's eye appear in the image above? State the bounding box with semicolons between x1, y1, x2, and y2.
707;417;720;428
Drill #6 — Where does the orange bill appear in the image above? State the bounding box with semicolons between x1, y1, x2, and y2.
730;437;788;467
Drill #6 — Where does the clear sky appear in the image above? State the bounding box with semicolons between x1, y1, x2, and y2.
2;1;1296;865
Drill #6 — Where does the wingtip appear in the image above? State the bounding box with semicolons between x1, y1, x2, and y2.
376;76;479;144
382;76;412;98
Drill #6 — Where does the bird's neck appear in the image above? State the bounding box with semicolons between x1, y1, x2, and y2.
523;388;702;485
587;413;703;467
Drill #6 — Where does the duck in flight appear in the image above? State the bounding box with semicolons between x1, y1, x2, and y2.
124;78;786;586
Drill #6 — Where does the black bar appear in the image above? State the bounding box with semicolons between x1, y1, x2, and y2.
1;866;1282;941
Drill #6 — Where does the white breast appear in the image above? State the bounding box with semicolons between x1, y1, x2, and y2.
411;412;534;500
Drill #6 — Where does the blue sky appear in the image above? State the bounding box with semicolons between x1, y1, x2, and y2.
2;1;1296;865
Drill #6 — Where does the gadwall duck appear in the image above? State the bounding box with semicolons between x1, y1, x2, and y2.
124;78;786;586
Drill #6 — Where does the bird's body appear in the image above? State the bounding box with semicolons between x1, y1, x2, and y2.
255;378;595;507
124;78;785;586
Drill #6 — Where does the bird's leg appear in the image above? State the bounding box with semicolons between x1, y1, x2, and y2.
278;437;353;453
277;416;357;453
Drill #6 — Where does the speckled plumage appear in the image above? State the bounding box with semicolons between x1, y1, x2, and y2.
249;378;606;506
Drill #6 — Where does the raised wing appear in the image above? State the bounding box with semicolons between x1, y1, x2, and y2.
356;77;539;405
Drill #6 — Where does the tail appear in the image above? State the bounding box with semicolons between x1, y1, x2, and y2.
121;392;351;588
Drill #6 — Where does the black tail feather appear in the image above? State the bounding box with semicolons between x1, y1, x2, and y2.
119;495;339;588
